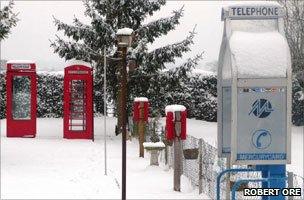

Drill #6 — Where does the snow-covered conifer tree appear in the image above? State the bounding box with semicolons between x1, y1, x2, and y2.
0;1;18;41
51;0;202;116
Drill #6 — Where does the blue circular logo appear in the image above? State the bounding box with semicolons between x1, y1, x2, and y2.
252;129;272;149
249;99;273;118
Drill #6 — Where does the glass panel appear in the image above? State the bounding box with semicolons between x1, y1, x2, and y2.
12;76;31;120
69;80;87;131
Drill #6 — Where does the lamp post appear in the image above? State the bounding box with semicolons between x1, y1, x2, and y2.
116;27;133;200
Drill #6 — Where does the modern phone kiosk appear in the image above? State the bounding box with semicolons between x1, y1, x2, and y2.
6;60;37;138
63;64;93;140
217;2;292;199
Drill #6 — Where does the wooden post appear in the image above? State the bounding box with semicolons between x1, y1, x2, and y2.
138;120;145;157
198;139;203;194
174;111;182;192
139;102;145;157
174;137;182;192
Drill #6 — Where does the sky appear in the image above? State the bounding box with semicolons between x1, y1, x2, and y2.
0;0;230;72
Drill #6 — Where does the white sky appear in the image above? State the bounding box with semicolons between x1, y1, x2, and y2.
0;0;232;71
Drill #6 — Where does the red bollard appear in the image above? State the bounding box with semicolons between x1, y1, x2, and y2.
133;97;149;157
165;105;187;192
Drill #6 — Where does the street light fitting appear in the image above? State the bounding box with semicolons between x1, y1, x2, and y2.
116;27;133;48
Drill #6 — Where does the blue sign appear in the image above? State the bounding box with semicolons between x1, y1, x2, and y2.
249;99;273;118
252;129;272;149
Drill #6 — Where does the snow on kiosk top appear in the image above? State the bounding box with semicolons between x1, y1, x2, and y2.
230;31;289;78
222;1;284;20
134;97;149;102
165;105;186;115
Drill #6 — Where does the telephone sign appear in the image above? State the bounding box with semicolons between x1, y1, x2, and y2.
222;4;284;20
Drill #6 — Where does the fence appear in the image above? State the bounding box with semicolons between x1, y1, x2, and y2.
159;134;304;200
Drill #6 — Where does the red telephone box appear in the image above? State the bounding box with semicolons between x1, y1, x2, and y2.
165;105;187;140
63;64;93;140
133;97;149;122
6;60;37;138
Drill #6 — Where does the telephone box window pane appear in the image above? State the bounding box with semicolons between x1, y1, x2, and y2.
12;76;31;120
69;80;86;132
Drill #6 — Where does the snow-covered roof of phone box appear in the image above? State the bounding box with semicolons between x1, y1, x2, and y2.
134;97;148;102
165;105;186;114
7;60;35;64
229;31;289;78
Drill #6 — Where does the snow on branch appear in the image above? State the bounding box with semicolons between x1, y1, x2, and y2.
53;17;96;43
50;36;99;62
135;6;184;43
0;0;18;41
146;27;196;70
171;53;203;77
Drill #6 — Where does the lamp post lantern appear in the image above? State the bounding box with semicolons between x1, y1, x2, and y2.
116;27;133;200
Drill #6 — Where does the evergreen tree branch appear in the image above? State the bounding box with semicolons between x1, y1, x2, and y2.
146;27;196;70
53;16;96;43
0;0;18;41
50;35;99;61
135;6;184;43
169;53;203;79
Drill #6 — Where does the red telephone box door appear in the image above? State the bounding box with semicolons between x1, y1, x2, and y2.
6;61;37;138
63;65;93;140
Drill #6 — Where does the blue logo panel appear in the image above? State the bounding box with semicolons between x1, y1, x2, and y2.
249;98;273;118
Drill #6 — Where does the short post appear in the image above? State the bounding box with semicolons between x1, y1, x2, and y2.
138;102;145;157
174;111;182;191
165;105;187;192
198;138;203;194
287;171;294;200
225;156;231;200
133;97;149;158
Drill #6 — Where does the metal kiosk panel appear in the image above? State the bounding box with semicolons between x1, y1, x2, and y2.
218;3;292;165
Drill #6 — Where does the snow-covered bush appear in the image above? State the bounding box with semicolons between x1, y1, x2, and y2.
187;73;217;121
0;72;302;126
0;72;6;119
292;78;304;126
37;73;64;118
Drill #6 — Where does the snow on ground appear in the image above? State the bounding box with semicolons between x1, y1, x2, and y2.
0;118;207;199
0;117;302;199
